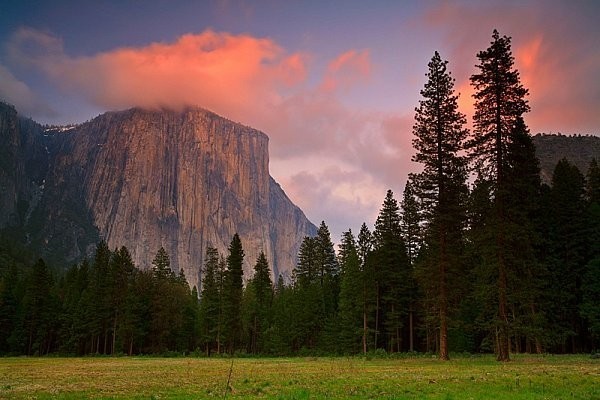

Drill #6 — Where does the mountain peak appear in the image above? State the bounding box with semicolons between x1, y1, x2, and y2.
0;103;315;288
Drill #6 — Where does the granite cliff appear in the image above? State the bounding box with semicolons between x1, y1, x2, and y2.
0;103;316;289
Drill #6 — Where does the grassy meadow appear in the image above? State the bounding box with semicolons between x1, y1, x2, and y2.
0;354;598;399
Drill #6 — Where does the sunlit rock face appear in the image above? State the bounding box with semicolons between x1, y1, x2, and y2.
0;104;316;289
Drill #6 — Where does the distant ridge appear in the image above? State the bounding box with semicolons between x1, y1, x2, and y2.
532;133;600;182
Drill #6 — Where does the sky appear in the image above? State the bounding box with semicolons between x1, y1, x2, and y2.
1;0;599;243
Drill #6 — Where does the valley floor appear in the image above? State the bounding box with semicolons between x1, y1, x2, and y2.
0;354;598;399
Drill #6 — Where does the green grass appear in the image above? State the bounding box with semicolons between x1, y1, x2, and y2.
0;354;598;399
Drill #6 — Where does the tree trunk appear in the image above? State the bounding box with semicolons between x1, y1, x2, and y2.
495;82;510;362
409;310;414;352
253;316;257;354
374;282;380;349
497;245;510;361
439;235;449;361
112;312;118;356
103;328;108;355
363;306;367;355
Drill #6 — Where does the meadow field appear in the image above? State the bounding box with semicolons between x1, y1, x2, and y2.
0;354;598;399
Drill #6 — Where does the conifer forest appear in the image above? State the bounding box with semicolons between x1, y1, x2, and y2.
1;31;599;361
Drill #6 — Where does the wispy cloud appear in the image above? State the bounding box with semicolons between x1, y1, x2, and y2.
0;63;56;118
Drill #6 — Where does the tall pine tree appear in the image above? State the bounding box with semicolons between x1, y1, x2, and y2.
247;252;273;354
372;190;410;352
224;233;244;353
411;51;468;360
199;247;221;355
337;230;363;353
468;30;530;361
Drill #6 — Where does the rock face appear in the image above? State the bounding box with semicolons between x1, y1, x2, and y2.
0;102;48;230
533;134;600;182
0;104;316;289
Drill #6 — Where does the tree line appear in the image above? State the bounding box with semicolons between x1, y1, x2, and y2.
0;30;599;359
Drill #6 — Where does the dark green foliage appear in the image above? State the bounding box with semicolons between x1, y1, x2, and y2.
224;233;244;353
581;258;600;340
199;247;222;354
336;230;363;353
0;243;200;356
544;159;589;352
372;190;411;352
401;180;422;267
411;51;469;360
152;247;175;281
468;29;530;180
295;236;318;286
315;221;340;323
21;259;59;355
587;158;600;205
468;29;531;361
245;252;273;353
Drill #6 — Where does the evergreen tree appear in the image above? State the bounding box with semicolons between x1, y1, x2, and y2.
411;51;468;360
148;247;191;352
199;247;221;355
337;230;363;353
109;246;135;354
0;264;20;354
401;180;423;352
21;259;58;355
503;122;546;353
586;158;600;204
152;247;175;281
372;190;410;352
401;180;422;267
581;258;600;342
546;159;588;352
121;268;152;355
247;252;273;353
266;277;295;354
315;221;340;320
357;223;374;267
357;222;375;353
88;241;113;354
224;233;244;353
294;236;318;286
291;234;326;351
468;29;530;361
200;246;220;356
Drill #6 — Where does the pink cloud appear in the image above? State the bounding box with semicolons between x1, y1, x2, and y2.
421;2;600;135
320;49;372;92
281;165;387;239
7;27;405;239
8;28;309;125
